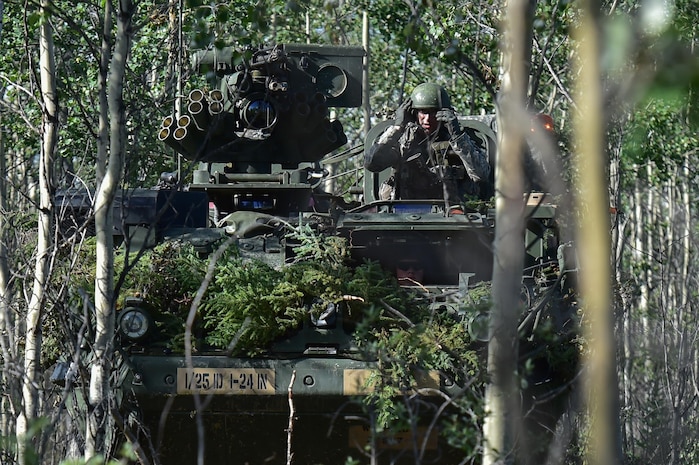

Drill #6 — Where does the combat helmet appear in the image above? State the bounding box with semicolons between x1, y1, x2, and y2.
410;83;452;110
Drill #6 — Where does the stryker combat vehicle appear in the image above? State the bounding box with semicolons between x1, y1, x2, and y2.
55;43;576;464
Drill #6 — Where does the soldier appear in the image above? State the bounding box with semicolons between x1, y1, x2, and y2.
365;83;491;210
395;258;425;286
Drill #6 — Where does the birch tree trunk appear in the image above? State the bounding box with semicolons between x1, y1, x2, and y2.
16;0;57;463
663;164;692;465
0;62;17;443
85;0;135;459
483;1;535;463
609;129;629;462
623;163;649;456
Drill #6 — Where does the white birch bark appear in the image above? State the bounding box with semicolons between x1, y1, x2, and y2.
0;64;17;443
85;0;134;459
17;0;57;463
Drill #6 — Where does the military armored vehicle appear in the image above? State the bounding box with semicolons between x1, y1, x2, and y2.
55;43;575;464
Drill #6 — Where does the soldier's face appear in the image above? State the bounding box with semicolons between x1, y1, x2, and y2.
417;109;438;134
396;260;424;284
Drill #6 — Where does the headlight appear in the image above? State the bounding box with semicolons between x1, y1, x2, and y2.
467;312;490;342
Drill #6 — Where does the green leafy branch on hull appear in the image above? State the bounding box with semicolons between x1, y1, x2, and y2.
55;223;579;368
51;224;579;461
57;226;440;355
57;225;577;369
202;254;308;354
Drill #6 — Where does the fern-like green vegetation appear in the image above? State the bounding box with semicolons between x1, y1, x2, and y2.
58;230;478;357
54;226;577;458
201;254;307;354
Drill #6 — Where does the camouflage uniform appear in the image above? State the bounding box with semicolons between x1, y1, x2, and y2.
365;120;491;205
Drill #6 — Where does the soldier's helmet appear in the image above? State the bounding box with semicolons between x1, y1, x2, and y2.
410;83;452;110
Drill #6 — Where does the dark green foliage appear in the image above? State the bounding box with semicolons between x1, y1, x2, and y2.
115;240;206;311
51;239;208;354
43;238;100;366
201;257;307;354
57;226;578;461
348;291;487;459
623;97;698;185
345;260;414;313
199;229;427;355
115;241;209;350
286;222;350;267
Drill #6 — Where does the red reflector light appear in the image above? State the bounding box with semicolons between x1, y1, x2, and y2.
531;113;555;132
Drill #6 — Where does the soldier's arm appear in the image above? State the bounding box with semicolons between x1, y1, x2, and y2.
364;124;403;172
450;131;491;182
435;108;491;182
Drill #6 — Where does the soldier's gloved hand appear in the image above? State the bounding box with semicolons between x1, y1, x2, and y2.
394;98;413;127
436;108;461;136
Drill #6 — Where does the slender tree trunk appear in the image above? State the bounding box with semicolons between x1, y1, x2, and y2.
164;0;179;105
664;174;678;465
664;164;692;465
609;132;628;461
0;80;17;444
85;0;134;459
17;0;57;463
624;164;648;456
85;0;111;457
96;0;112;181
573;1;622;464
483;1;535;464
0;84;18;452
